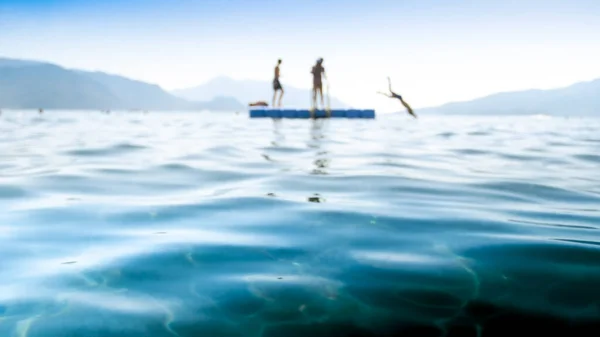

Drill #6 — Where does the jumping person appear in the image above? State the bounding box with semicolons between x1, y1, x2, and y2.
378;77;416;118
272;59;284;107
311;58;326;110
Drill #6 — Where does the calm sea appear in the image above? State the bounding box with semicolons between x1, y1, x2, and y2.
1;111;599;336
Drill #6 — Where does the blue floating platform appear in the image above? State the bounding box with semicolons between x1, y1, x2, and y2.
249;108;376;119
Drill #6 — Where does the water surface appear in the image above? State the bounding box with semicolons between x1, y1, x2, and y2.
1;111;599;336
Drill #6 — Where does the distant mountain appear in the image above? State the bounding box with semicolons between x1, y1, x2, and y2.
75;70;191;110
0;62;123;110
0;58;53;68
418;79;600;116
5;56;597;115
0;58;244;111
200;95;248;111
172;76;350;109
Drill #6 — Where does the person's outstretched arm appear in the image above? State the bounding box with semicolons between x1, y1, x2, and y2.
377;91;393;98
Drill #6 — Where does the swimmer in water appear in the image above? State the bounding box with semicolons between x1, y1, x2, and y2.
378;77;416;118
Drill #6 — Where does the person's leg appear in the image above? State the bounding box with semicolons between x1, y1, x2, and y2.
312;87;317;110
317;85;324;109
278;88;284;107
272;90;277;107
400;98;416;118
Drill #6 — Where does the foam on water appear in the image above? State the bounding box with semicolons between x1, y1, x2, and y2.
0;110;599;336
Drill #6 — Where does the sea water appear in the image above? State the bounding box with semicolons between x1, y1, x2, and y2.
0;111;599;336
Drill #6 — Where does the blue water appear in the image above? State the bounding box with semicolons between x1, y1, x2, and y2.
1;111;599;336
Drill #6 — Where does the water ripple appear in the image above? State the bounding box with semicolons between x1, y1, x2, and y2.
1;112;599;336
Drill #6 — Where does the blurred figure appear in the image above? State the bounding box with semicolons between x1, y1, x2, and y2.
249;101;269;107
273;59;284;107
311;58;326;110
38;108;44;114
378;77;416;118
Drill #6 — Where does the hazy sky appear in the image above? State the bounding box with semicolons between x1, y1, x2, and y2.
1;0;599;111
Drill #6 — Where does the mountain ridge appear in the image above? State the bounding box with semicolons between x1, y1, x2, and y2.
417;78;600;116
1;57;598;115
172;76;350;109
0;57;244;111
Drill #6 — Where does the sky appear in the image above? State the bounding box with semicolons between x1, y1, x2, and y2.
1;0;600;111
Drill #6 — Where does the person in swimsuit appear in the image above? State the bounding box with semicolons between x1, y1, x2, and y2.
272;59;284;107
378;77;416;118
311;58;326;110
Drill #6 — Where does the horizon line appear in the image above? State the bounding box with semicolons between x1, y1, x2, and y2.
1;55;599;110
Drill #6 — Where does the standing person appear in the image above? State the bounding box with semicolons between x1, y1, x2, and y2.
311;58;326;110
378;77;416;118
272;59;284;107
